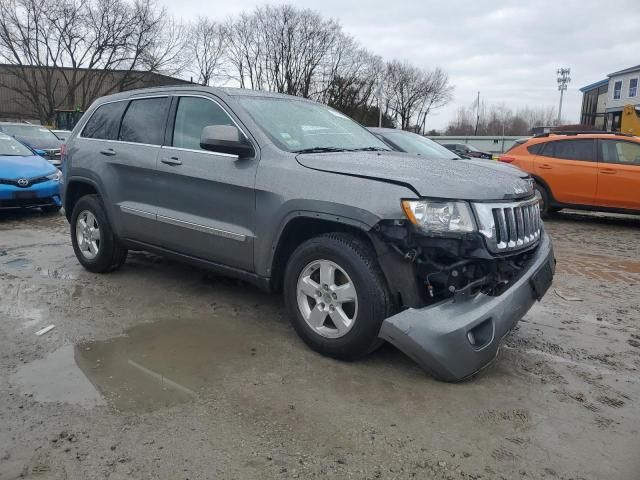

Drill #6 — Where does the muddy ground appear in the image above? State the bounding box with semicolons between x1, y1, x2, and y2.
0;209;638;480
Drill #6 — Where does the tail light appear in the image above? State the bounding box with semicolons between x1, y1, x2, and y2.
498;155;516;163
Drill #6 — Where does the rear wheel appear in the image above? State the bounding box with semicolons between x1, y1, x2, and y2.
70;195;127;273
283;233;391;361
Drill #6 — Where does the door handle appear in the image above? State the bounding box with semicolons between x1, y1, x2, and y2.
538;164;552;170
600;168;616;175
100;148;116;156
161;156;182;166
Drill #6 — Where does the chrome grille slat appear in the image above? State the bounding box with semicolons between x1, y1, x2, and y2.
473;197;542;253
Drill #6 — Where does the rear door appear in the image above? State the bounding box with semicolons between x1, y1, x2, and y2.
534;139;597;205
76;97;169;244
155;94;258;271
596;139;640;210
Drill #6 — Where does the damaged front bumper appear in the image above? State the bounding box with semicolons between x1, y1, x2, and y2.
378;231;555;382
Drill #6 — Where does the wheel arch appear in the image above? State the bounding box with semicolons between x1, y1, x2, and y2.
268;213;377;293
63;177;102;221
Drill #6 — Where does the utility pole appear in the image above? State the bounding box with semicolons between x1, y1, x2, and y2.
556;68;571;125
376;80;384;128
474;91;480;136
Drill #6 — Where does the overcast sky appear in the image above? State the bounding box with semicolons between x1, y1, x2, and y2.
160;0;640;130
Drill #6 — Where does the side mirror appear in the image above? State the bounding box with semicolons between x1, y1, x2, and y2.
200;125;254;158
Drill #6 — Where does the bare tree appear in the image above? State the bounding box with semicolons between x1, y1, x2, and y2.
187;17;226;86
0;0;184;123
382;60;452;130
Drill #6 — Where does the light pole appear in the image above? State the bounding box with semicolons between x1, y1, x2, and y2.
556;68;571;125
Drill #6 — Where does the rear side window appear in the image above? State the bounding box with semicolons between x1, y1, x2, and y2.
82;102;126;140
119;97;170;145
542;139;595;161
172;96;234;151
526;143;545;155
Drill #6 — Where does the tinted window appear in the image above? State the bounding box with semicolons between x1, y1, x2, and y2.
600;140;640;164
82;102;126;140
526;143;544;155
173;97;234;151
543;139;595;161
119;97;170;145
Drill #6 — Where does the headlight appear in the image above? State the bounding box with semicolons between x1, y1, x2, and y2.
401;200;476;233
46;170;62;182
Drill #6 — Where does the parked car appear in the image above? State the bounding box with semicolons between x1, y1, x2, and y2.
0;123;63;168
498;132;640;215
0;132;62;212
52;129;72;141
370;128;527;178
441;142;493;159
61;86;554;381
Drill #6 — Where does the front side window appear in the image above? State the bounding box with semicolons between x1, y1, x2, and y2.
613;80;622;100
629;78;638;98
0;133;33;156
119;97;170;145
544;139;595;161
237;97;390;153
600;140;640;164
82;102;127;140
172;97;234;151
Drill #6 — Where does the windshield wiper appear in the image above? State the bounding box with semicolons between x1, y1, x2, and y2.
351;147;392;152
293;147;354;154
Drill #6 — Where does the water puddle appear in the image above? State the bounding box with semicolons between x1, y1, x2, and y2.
3;257;31;269
13;314;286;413
11;345;105;408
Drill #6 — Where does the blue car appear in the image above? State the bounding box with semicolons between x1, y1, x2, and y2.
0;133;62;212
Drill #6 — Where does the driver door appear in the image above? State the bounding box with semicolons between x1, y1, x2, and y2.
155;95;258;271
596;139;640;210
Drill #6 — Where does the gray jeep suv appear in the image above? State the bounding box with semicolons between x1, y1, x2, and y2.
61;86;555;381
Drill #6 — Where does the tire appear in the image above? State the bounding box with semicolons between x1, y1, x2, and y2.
534;183;560;217
70;194;127;273
283;232;391;361
41;205;61;214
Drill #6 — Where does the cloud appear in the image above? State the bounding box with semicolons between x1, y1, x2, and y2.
161;0;640;129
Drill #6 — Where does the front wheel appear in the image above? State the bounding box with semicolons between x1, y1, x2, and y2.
534;183;561;216
70;195;127;273
283;233;391;361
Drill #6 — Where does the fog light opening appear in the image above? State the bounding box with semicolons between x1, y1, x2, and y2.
467;332;476;346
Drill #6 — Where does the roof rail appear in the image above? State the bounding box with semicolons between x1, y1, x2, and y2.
533;131;634;138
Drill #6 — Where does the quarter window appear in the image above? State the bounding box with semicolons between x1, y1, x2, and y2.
600;140;640;164
119;97;170;145
613;80;622;100
172;97;234;151
526;143;545;155
629;78;638;98
82;102;126;140
543;139;595;161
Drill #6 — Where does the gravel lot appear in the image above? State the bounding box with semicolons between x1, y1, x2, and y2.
1;210;639;480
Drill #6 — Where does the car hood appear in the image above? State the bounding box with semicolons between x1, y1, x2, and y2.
296;151;534;201
0;155;57;179
13;135;62;150
460;158;527;177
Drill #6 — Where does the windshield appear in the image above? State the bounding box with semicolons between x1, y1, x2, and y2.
379;131;460;159
238;97;391;153
1;124;59;141
0;134;34;156
466;144;482;152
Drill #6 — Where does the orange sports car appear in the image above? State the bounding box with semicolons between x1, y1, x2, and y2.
498;132;640;215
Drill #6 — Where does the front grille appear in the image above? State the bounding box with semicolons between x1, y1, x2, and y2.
43;148;61;159
0;176;49;188
473;197;541;253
